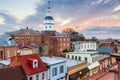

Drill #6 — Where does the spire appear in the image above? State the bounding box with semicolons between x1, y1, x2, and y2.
47;0;51;16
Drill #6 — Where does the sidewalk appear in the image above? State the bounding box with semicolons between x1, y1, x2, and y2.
83;63;117;80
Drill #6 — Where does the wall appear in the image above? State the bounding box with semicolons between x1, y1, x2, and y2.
71;41;97;52
27;71;47;80
12;29;41;46
0;46;17;60
66;52;98;65
50;36;71;55
49;62;66;80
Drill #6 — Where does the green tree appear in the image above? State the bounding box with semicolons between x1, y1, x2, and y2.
62;48;69;53
38;45;45;56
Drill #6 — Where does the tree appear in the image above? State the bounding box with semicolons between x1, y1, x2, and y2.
79;34;86;41
62;48;69;53
38;45;45;56
62;28;75;32
62;28;86;41
91;36;98;42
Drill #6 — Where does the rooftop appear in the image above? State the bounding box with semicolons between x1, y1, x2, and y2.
0;35;16;47
0;66;27;80
0;60;10;65
97;46;114;54
98;54;109;60
11;54;48;75
41;56;66;66
41;56;83;67
67;51;98;54
6;27;41;35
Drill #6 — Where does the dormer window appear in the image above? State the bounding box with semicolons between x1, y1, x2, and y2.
33;59;38;68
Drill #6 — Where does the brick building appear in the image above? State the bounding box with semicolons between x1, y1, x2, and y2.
0;35;17;60
50;36;70;55
7;27;41;46
99;39;118;47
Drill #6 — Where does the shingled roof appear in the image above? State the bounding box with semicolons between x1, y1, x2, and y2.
97;46;114;54
6;28;41;35
0;66;27;80
11;54;48;75
0;34;16;47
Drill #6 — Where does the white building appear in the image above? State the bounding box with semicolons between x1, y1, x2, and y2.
41;56;88;80
67;41;99;76
43;1;55;31
66;52;98;65
71;41;97;52
41;56;66;80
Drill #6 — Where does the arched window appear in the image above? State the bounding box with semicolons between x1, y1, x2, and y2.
33;59;38;68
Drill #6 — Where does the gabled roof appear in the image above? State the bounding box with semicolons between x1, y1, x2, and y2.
97;46;114;54
0;34;16;47
6;28;41;35
11;54;47;75
0;66;27;80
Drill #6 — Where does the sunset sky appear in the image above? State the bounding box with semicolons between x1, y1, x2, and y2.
0;0;120;39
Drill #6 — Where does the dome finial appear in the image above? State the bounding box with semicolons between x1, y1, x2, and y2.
47;0;51;16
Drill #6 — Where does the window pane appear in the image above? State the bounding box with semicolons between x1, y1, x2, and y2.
36;75;39;80
60;66;64;73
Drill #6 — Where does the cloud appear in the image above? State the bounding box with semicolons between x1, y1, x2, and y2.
114;4;120;12
0;11;22;34
79;26;120;39
0;17;5;25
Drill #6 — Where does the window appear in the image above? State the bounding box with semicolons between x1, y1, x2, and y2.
75;56;77;60
60;66;64;73
26;32;29;35
42;73;45;79
67;43;69;46
67;38;69;41
52;67;57;76
85;57;87;61
16;37;19;41
64;43;65;46
84;45;86;49
60;39;62;41
60;48;62;52
67;55;70;58
33;59;38;68
60;43;62;46
72;55;74;59
29;77;33;80
88;44;89;48
79;56;81;61
36;75;39;80
21;37;24;41
26;37;29;41
45;26;47;29
49;26;51;28
0;51;3;58
64;38;66;41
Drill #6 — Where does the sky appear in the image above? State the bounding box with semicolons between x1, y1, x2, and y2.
0;0;120;39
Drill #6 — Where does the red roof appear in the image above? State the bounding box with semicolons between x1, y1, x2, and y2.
10;54;47;75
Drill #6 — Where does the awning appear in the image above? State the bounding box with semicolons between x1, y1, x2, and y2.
88;61;100;70
69;72;80;80
80;68;89;75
